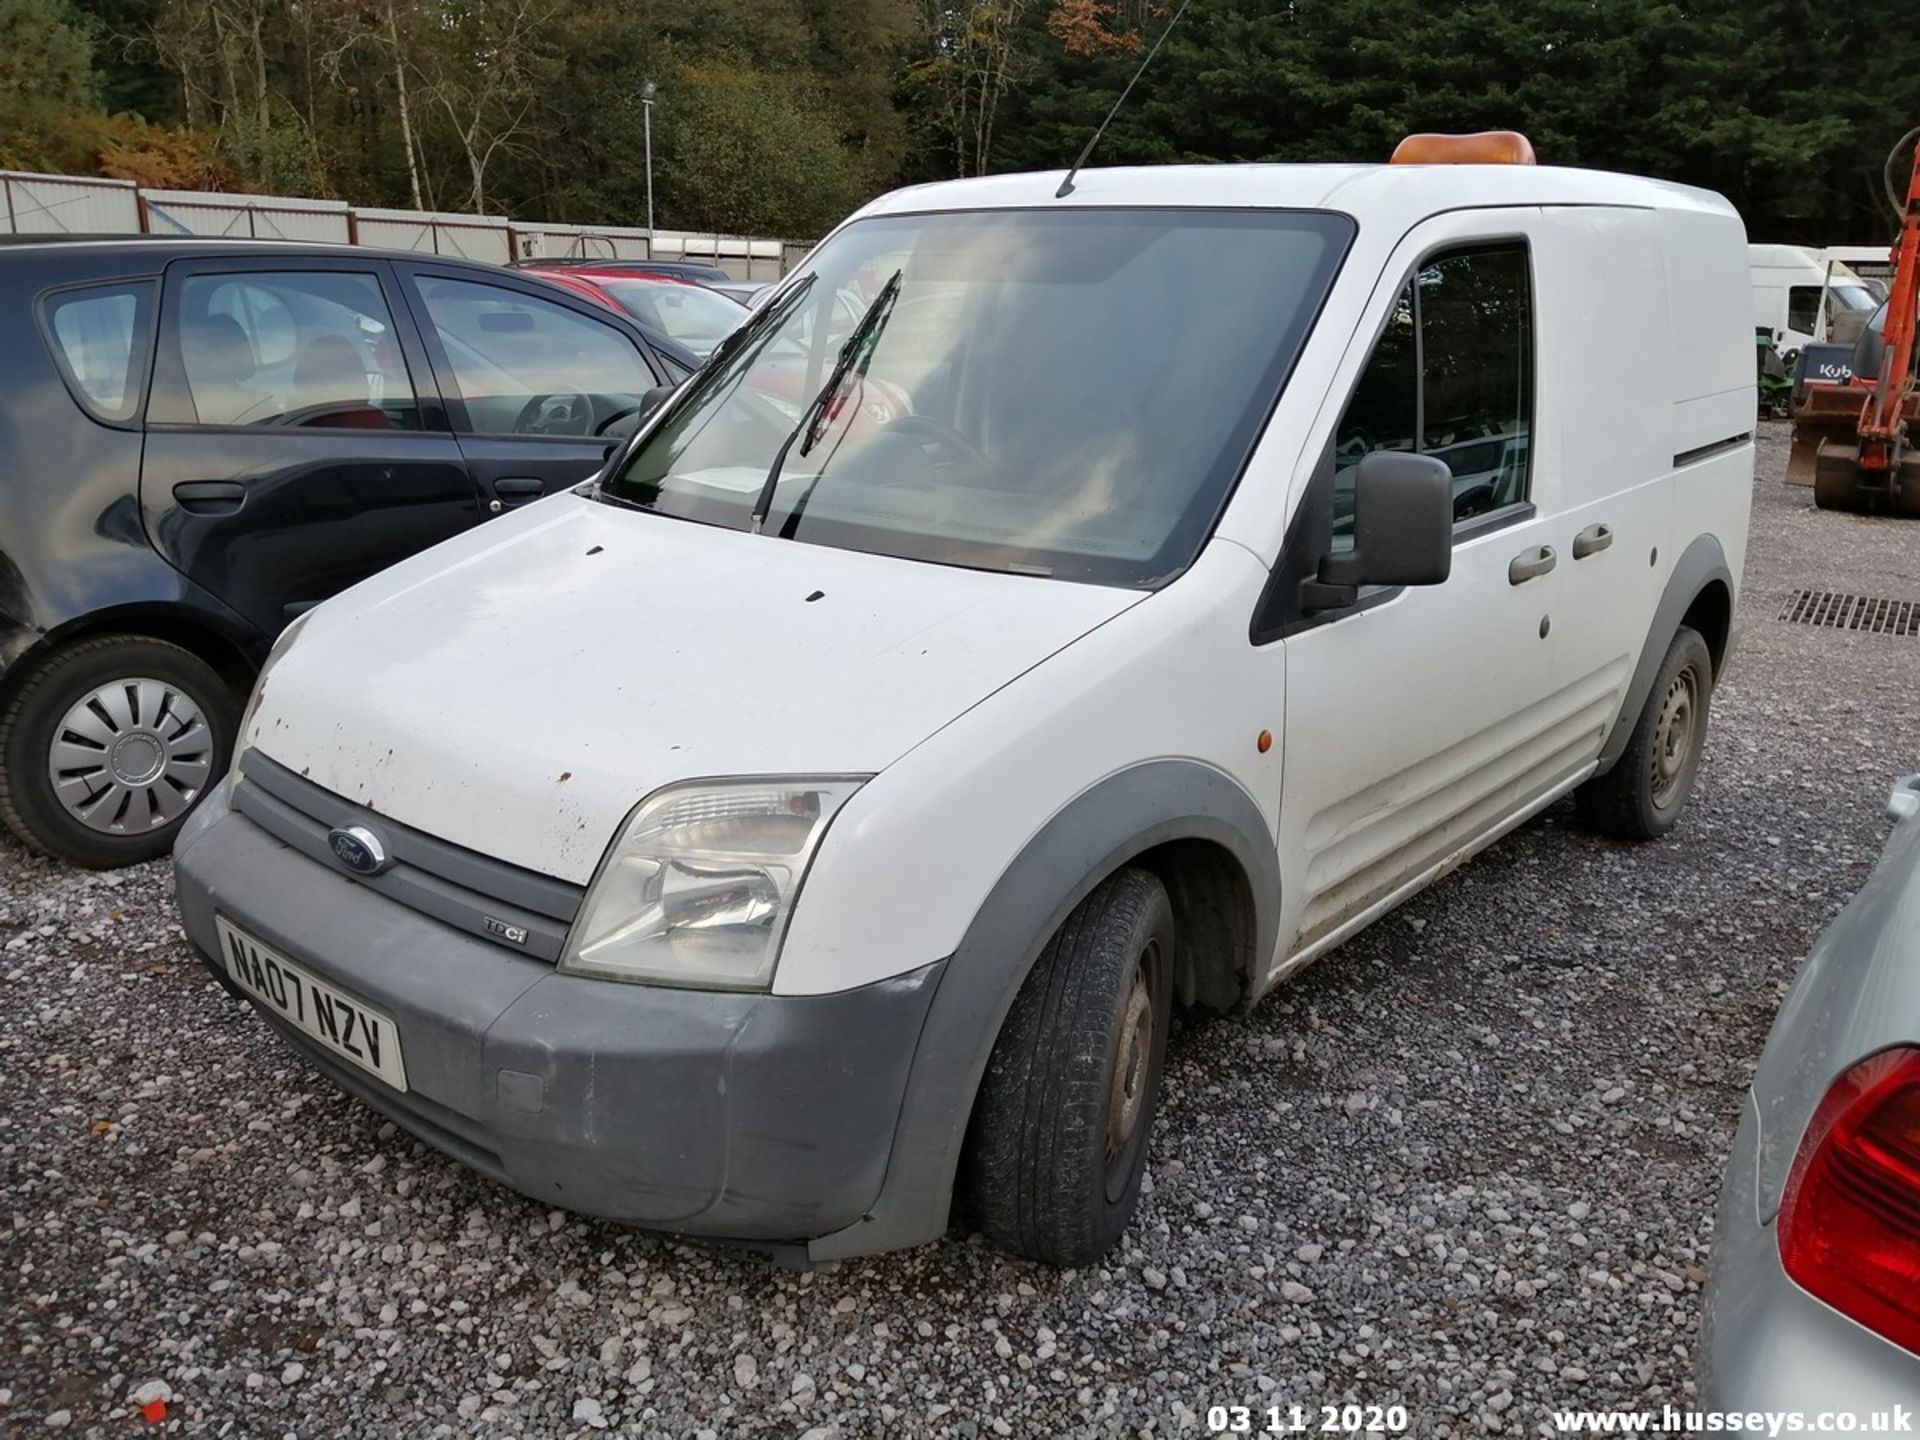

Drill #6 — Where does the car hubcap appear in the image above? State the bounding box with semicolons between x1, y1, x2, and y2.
47;678;213;835
1649;667;1698;810
1105;941;1160;1197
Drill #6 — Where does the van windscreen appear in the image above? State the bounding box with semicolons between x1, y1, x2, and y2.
599;207;1353;587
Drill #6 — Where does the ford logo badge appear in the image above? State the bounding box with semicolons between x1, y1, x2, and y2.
327;825;390;876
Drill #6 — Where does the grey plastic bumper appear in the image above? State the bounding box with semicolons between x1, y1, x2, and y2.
173;780;945;1249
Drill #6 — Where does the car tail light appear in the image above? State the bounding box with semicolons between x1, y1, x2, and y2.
1777;1046;1920;1355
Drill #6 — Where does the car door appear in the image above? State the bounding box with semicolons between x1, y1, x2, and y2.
140;255;481;639
1270;215;1594;966
397;266;669;515
1528;206;1674;759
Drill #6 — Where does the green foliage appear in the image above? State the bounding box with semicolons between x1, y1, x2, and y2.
656;59;869;237
15;0;1920;243
0;0;100;103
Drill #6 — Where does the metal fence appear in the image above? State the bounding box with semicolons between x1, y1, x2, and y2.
0;169;806;281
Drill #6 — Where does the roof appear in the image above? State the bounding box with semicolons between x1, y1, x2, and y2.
855;163;1737;226
0;235;512;270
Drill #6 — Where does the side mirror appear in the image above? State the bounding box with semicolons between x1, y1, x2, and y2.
1305;451;1453;609
637;384;676;422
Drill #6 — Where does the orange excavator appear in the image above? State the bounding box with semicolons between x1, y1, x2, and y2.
1788;126;1920;513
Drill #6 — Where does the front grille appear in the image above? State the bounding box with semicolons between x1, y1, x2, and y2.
1778;589;1920;636
234;752;584;962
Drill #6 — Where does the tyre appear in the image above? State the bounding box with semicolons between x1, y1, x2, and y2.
1576;625;1713;842
962;868;1174;1265
0;636;238;868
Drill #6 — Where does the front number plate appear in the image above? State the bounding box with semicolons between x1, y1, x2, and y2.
216;916;409;1092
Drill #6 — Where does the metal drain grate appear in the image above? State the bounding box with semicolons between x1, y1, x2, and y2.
1779;589;1920;635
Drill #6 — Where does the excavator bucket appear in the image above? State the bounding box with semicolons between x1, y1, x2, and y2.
1786;384;1863;487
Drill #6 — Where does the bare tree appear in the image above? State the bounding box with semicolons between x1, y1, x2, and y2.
416;0;552;213
911;0;1037;177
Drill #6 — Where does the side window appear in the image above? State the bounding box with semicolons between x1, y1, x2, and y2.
1332;244;1533;547
1787;285;1821;336
414;277;654;437
163;272;420;430
43;283;155;423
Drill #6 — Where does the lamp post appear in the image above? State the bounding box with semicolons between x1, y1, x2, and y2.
641;80;657;243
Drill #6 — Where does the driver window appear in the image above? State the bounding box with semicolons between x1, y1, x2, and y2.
414;277;653;437
1331;243;1534;548
172;272;420;430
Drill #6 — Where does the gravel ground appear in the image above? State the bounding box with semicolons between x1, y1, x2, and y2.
4;423;1918;1439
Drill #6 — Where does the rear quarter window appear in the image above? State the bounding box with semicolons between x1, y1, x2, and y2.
41;282;157;424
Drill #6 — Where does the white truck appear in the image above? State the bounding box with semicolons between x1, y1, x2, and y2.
1751;241;1881;358
176;140;1754;1265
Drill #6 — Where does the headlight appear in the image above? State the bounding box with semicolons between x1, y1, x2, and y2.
560;777;865;990
237;609;315;747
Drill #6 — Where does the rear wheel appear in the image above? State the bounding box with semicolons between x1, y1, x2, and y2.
962;868;1174;1265
0;636;237;868
1576;625;1713;842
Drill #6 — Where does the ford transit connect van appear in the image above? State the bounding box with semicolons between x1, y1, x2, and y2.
175;149;1753;1265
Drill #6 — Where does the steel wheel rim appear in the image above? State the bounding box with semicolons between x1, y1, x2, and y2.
1649;666;1699;810
47;677;213;835
1104;938;1161;1201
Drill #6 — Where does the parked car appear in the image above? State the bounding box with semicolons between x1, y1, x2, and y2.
511;256;733;286
517;263;747;359
1700;773;1920;1410
175;143;1752;1266
712;279;776;308
0;236;689;868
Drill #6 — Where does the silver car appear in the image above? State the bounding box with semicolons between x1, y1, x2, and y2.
1701;773;1920;1409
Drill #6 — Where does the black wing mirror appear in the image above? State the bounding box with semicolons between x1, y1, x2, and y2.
1304;451;1453;610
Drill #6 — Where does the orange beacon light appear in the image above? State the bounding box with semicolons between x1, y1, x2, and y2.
1390;131;1538;165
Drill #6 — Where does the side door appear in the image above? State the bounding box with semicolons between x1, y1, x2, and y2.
397;266;668;514
1528;206;1673;761
1271;217;1592;965
141;256;480;639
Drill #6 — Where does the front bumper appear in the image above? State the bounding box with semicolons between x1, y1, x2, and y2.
174;780;945;1250
1699;1097;1919;1410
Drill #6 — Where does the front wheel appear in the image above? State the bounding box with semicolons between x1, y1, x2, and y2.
1576;625;1713;841
961;868;1174;1265
0;636;238;868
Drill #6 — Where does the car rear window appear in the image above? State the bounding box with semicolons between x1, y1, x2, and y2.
42;282;155;423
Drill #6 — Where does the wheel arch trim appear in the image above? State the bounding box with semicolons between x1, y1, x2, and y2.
1593;534;1734;776
807;758;1279;1260
0;601;262;710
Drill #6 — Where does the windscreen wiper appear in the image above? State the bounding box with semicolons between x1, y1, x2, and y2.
749;268;904;535
592;272;815;506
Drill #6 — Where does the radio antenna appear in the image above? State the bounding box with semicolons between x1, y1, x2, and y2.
1056;0;1194;199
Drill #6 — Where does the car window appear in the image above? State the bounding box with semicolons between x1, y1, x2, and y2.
165;272;421;430
44;282;155;423
597;279;744;359
1332;244;1534;547
1787;285;1822;335
414;276;654;438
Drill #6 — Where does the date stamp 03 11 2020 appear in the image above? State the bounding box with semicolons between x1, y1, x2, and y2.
1205;1403;1411;1435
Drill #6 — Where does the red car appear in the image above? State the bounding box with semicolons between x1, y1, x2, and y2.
516;264;747;360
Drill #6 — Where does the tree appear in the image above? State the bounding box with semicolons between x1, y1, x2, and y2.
655;59;868;236
0;0;100;101
907;0;1039;177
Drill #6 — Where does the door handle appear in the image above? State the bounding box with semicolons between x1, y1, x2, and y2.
1508;544;1557;585
1572;523;1615;559
172;480;246;516
492;476;546;509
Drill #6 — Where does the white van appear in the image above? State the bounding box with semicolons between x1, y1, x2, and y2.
175;149;1753;1265
1750;242;1879;356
